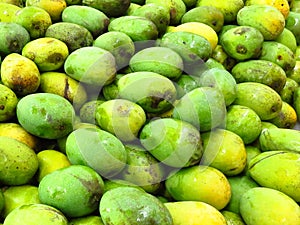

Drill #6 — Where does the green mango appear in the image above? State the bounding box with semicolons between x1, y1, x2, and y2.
125;3;141;15
243;146;261;176
275;28;298;53
240;187;300;225
101;74;124;100
62;5;109;38
139;118;203;168
0;189;3;214
108;16;158;41
64;46;116;86
93;31;135;70
117;144;165;193
288;60;300;82
220;25;264;61
0;3;21;22
198;67;237;106
172;87;226;131
165;165;231;210
225;105;262;145
66;127;127;178
293;86;300;117
69;216;104;225
3;203;68;225
259;41;296;74
129;46;183;80
0;22;30;56
99;187;173;225
233;82;282;120
221;211;246;225
16;93;75;139
181;6;224;32
205;58;226;70
237;5;285;40
1;53;40;96
211;44;237;71
82;0;130;17
285;11;300;45
38;165;104;218
45;22;93;52
131;3;170;35
79;100;104;124
0;84;18;122
175;74;200;98
95;99;146;142
249;150;300;202
117;71;177;114
201;129;247;176
268;101;297;129
259;127;300;152
279;77;299;104
231;59;287;93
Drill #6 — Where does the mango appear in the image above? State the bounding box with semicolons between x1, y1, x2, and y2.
79;100;104;124
0;136;38;186
0;3;21;22
0;22;30;55
259;41;296;73
280;78;299;104
231;60;287;93
172;87;226;131
45;22;93;52
201;129;247;176
249;150;300;202
13;6;52;39
129;46;183;80
140;118;203;168
68;216;104;225
165;201;227;225
1;53;40;96
117;71;177;114
237;5;285;40
165;165;231;210
243;146;261;176
245;0;290;18
211;44;237;71
64;46;116;86
16;93;75;139
108;16;158;41
221;211;246;225
38;165;104;218
0;84;18;122
275;28;297;53
240;187;300;225
259;127;300;152
82;0;130;17
233;82;282;120
220;25;264;61
175;74;200;98
3;203;68;225
93;31;135;69
62;5;109;38
95;99;146;142
225;105;262;144
99;187;173;225
66;127;127;178
198;68;237;106
268;101;297;128
285;11;300;45
117;144;164;193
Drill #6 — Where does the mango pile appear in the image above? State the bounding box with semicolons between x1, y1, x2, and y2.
1;0;300;224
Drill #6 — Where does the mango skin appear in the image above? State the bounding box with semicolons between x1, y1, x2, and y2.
0;3;21;22
0;136;38;186
240;187;300;225
165;201;227;225
237;5;285;40
231;60;287;93
99;187;173;225
165;165;231;210
285;11;300;45
82;0;130;17
249;150;300;202
233;82;282;120
280;77;298;105
221;211;246;225
0;84;18;122
16;93;75;139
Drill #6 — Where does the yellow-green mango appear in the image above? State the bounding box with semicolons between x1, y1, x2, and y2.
279;77;298;104
211;44;237;71
237;5;285;40
39;72;87;110
243;146;261;176
165;165;231;210
165;201;227;225
259;127;300;152
233;82;282;120
0;84;18;122
221;211;246;225
79;100;104;124
240;187;300;225
285;11;300;45
62;5;109;38
268;101;297;129
175;74;200;98
259;41;296;74
231;60;287;93
249;150;300;202
0;3;21;22
108;16;158;41
82;0;130;17
293;85;300;117
1;53;40;96
201;129;247;176
275;28;298;53
68;216;104;225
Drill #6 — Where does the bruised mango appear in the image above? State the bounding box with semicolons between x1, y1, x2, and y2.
237;5;285;40
280;77;299;104
268;101;297;128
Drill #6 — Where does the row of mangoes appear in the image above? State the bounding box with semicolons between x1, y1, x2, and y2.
1;0;300;224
